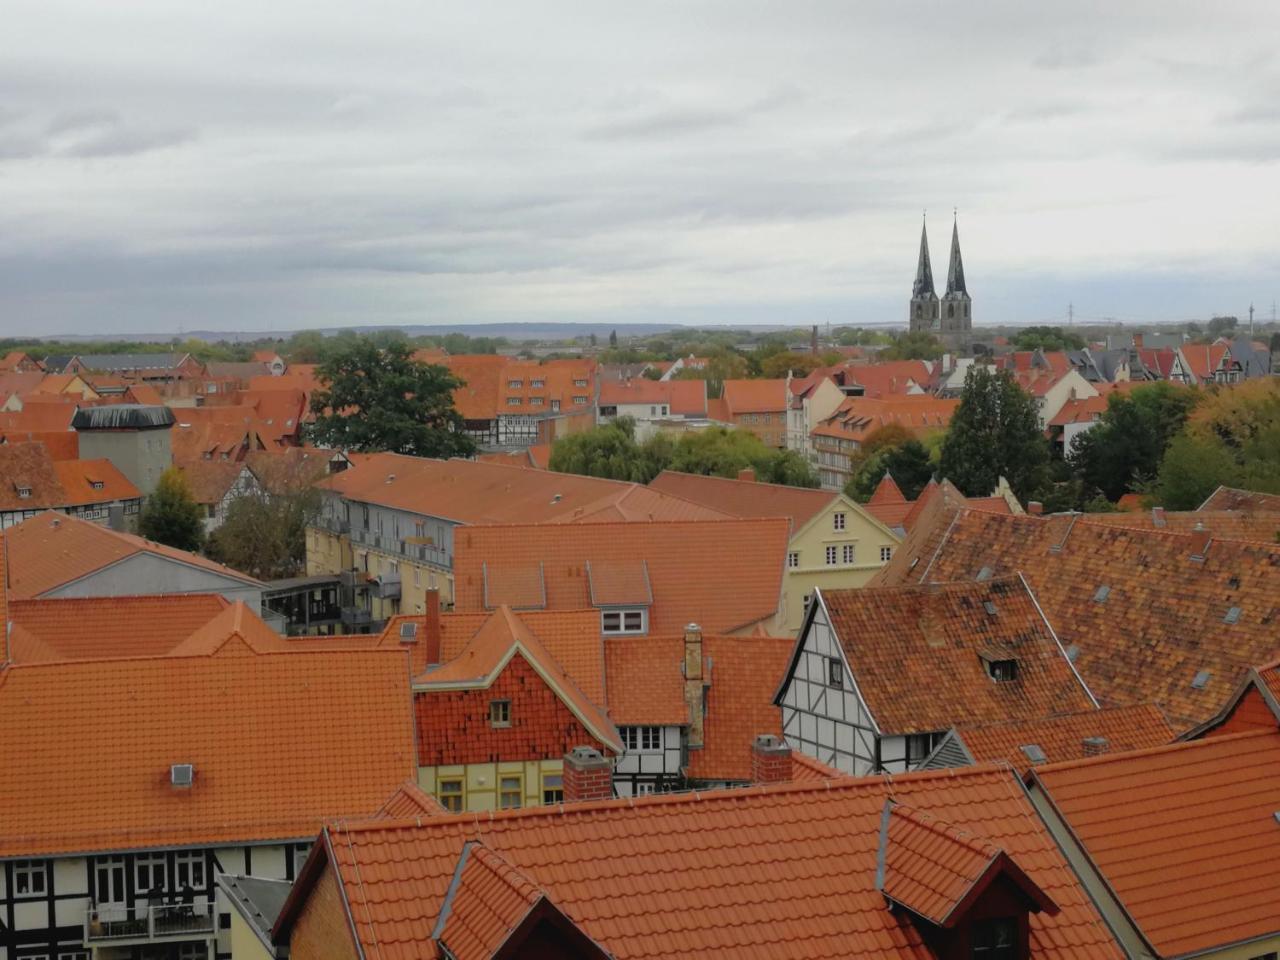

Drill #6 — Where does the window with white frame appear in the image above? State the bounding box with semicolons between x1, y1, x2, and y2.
531;379;545;388
825;545;838;565
787;551;800;568
601;608;646;635
507;380;523;389
832;512;846;531
135;853;167;893
620;726;663;752
635;782;656;796
174;851;206;889
506;397;521;405
880;546;893;562
12;859;47;896
574;379;588;388
842;544;855;564
573;395;588;405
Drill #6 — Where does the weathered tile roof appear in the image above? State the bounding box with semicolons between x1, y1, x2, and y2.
953;704;1176;774
649;469;841;529
0;444;139;510
3;511;263;599
867;472;906;505
805;577;1095;734
890;508;1280;729
318;765;1121;959
1199;485;1280;513
175;458;251;506
1032;729;1280;957
0;649;416;857
598;378;707;415
721;378;788;414
453;518;789;635
812;395;958;443
1085;507;1280;544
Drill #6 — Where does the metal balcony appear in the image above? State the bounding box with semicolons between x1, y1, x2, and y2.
85;900;215;945
373;574;401;600
342;606;373;626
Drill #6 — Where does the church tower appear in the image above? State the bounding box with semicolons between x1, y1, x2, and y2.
909;215;939;332
941;214;971;332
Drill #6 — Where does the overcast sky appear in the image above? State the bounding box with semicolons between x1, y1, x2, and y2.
1;1;1278;336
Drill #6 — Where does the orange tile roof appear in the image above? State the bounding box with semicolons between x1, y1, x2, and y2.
3;510;262;599
51;458;141;506
868;471;907;505
443;355;596;421
375;781;449;819
1199;485;1280;513
318;452;726;525
870;480;1014;584
7;594;229;663
812;395;958;443
1179;342;1229;380
314;764;1121;959
0;648;416;857
1032;730;1280;956
800;577;1096;734
598;378;707;416
1048;395;1109;428
168;601;295;656
953;704;1175;774
433;843;546;957
649;469;841;529
721;378;788;414
453;518;789;635
1085;507;1280;544
175;457;250;505
889;509;1280;729
602;636;688;725
840;360;934;398
0;402;79;434
878;802;1056;927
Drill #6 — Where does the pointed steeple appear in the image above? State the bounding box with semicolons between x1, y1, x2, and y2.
913;215;936;298
945;214;967;297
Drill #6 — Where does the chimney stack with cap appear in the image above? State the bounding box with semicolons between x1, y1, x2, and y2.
683;623;706;749
1028;501;1044;516
1189;522;1212;561
1151;506;1166;527
562;746;614;803
752;734;792;784
738;468;755;483
1082;737;1109;757
423;588;442;666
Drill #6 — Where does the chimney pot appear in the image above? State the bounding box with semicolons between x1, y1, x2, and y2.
1152;506;1166;527
1082;736;1109;757
1028;501;1044;516
562;745;614;803
752;734;792;784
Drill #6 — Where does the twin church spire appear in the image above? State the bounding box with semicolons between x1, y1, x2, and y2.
909;212;971;334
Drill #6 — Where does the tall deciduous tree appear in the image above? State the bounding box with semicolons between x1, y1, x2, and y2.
138;467;205;552
846;440;933;502
308;339;475;457
206;459;324;580
938;367;1049;501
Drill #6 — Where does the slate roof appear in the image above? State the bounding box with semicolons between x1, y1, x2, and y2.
0;648;416;857
800;577;1096;734
453;518;789;635
314;765;1121;959
1032;730;1280;957
889;508;1280;729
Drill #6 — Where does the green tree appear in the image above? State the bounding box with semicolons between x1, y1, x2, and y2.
1068;383;1201;501
138;468;205;552
307;339;475;457
1207;315;1238;339
846;440;933;502
939;367;1049;501
548;419;654;482
1010;326;1086;352
666;427;818;487
1154;433;1242;509
881;331;944;361
609;329;618;348
206;459;323;580
760;351;824;379
671;349;747;399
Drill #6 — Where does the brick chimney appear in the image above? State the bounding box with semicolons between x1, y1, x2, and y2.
423;588;442;666
1082;736;1109;758
1189;522;1212;561
563;746;614;803
1133;333;1144;350
738;468;755;483
1151;506;1166;528
751;734;792;784
1028;501;1044;516
683;623;706;749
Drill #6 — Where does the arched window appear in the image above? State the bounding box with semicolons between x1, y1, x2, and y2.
915;304;921;319
947;303;955;319
964;304;969;318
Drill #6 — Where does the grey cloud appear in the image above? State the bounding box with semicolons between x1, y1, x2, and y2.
56;123;195;158
1033;44;1103;70
584;106;742;141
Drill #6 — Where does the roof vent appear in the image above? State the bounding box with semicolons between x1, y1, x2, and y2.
982;600;998;616
975;566;993;582
1191;669;1211;690
399;622;418;642
170;763;194;788
1224;606;1242;625
1020;744;1047;764
1082;737;1109;757
1064;643;1080;662
1093;585;1110;603
385;474;396;483
551;493;562;503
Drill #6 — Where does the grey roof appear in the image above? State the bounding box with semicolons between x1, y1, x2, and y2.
943;217;968;298
77;353;188;372
71;404;176;431
217;874;292;955
41;354;76;373
912;217;936;299
206;361;271;378
1228;339;1272;378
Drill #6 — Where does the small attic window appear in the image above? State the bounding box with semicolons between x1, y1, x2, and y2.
982;600;998;616
1093;585;1110;603
90;480;104;490
1191;669;1211;689
1020;744;1047;764
1227;576;1241;590
399;622;418;642
15;485;31;499
975;565;993;582
1224;606;1242;625
986;659;1018;682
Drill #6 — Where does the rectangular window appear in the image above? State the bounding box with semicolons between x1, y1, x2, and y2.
906;734;935;766
635;782;656;796
531;379;545;388
787;552;799;569
507;380;523;389
437;778;464;812
13;860;47;896
573;395;588;405
506;397;521;405
529;397;544;406
601;608;646;635
825;546;838;565
971;917;1017;957
542;773;564;805
621;726;663;752
499;775;523;809
489;699;511;727
828;657;843;689
880;546;893;563
135;853;167;893
174;851;206;890
987;659;1018;682
832;513;846;531
95;856;126;904
574;379;588;388
842;544;855;564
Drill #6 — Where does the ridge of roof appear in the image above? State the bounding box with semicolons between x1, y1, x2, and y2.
1030;726;1274;776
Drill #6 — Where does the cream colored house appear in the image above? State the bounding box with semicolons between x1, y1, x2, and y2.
786;373;846;456
648;470;903;632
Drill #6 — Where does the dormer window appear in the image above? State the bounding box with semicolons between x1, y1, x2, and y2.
601;608;646;635
15;485;31;499
971;916;1017;957
987;659;1018;683
90;480;104;490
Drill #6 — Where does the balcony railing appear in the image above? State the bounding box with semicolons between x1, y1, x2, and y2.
342;606;373;626
85;900;215;944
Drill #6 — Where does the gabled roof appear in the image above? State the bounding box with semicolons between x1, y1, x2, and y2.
890;509;1280;729
720;378;788;414
1198;485;1280;513
51;458;141;506
375;781;449;819
168;601;294;656
812;395;958;443
3;510;264;599
950;704;1176;775
648;469;840;528
0;445;139;510
788;577;1095;734
432;843;545;958
598;378;706;415
1031;729;1280;958
0;649;416;857
877;802;1055;927
1178;342;1230;380
867;472;906;505
310;765;1121;959
1085;507;1280;544
453;518;789;635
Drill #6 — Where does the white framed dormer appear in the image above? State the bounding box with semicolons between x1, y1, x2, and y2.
601;608;647;636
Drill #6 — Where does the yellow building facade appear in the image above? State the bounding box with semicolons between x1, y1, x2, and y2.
417;759;566;813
